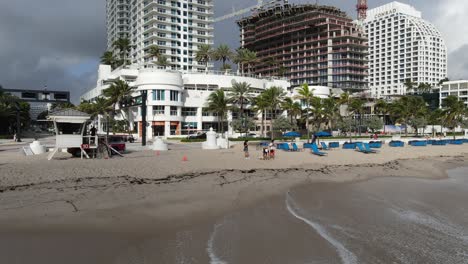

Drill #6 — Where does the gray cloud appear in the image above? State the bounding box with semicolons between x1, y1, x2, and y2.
0;0;466;104
0;0;105;103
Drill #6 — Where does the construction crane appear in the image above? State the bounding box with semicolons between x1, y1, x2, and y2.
356;0;368;21
214;0;288;23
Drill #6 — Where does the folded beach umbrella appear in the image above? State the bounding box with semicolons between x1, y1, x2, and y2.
314;131;332;137
283;131;301;137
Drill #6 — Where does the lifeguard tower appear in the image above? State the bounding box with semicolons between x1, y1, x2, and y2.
47;109;93;160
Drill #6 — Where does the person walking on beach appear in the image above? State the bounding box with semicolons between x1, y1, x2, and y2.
269;140;275;160
243;140;249;159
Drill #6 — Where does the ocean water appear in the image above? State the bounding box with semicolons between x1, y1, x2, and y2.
2;167;468;264
111;167;468;264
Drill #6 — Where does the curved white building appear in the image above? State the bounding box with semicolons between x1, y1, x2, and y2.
81;65;291;138
364;1;447;97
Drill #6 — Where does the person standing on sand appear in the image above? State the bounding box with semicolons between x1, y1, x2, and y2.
269;140;275;159
90;126;97;144
244;140;249;159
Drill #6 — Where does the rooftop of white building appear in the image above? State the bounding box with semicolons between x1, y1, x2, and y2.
365;1;422;22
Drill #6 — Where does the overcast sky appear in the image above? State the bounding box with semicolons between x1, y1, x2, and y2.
0;0;467;103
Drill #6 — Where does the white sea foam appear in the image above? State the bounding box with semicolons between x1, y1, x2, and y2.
392;209;468;243
207;221;228;264
286;192;357;264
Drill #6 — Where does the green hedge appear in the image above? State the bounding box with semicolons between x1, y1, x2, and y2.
180;138;206;143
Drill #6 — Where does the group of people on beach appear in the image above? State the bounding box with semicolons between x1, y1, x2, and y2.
243;140;275;160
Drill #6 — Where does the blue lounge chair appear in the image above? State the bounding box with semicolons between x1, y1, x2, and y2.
292;143;300;151
282;143;291;151
449;140;463;145
311;143;327;156
320;142;329;150
342;142;356;149
303;143;313;149
368;141;382;148
409;140;427;147
389;140;404;147
364;143;378;153
355;142;374;154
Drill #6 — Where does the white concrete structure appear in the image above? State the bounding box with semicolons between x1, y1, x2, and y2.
29;141;46;155
364;2;447;98
201;127;219;149
81;65;291;139
440;80;468;107
152;136;168;151
106;0;214;72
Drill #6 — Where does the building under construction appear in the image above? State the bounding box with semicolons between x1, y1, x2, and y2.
237;2;368;90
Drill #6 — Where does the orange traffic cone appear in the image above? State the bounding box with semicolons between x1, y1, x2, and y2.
182;155;188;162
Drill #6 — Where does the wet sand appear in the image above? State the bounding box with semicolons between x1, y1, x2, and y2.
0;144;467;263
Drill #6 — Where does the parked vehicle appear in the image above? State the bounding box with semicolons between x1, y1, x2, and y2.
108;136;126;152
187;132;207;139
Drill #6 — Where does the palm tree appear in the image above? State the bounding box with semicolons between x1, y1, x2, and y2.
220;63;232;72
113;38;132;66
252;93;269;137
214;44;233;71
339;92;354;141
233;48;247;73
100;51;117;69
310;97;326;132
416;83;432;94
205;89;229;133
262;86;286;139
146;45;161;61
102;79;135;134
195;44;213;72
404;79;416;94
233;48;257;74
227;81;253;117
294;83;315;142
243;49;257;74
281;97;302;125
374;99;389;134
348;98;366;136
389;96;427;136
428;108;443;137
442;95;468;139
322;97;340;130
155;55;170;68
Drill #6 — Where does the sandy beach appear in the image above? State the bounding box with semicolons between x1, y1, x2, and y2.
0;142;467;263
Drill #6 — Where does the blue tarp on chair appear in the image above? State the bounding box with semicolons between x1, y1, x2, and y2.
329;142;340;148
432;140;447;146
343;142;356;149
409;140;427;146
389;141;404;147
409;140;427;147
449;140;463;145
368;141;382;148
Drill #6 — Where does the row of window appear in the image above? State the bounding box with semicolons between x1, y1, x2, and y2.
152;89;179;101
152;106;218;116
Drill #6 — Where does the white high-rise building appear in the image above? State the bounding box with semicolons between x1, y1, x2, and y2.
106;0;131;50
106;0;214;72
364;2;447;98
